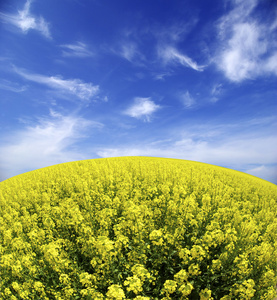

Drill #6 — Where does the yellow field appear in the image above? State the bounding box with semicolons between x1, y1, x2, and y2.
0;157;276;299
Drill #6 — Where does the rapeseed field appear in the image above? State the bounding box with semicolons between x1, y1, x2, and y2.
0;156;276;300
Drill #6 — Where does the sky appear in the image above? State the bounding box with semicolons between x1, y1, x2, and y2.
0;0;277;184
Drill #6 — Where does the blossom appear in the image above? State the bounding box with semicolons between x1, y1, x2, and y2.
0;157;276;299
106;284;126;299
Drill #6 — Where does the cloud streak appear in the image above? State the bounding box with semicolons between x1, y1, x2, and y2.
14;67;99;101
0;0;51;38
97;118;277;184
60;42;94;57
246;165;277;183
111;40;145;66
210;83;223;103
158;46;205;71
0;79;28;93
120;42;141;62
180;91;196;108
124;97;161;122
0;111;103;181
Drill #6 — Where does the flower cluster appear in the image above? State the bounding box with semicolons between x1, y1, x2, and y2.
0;156;276;299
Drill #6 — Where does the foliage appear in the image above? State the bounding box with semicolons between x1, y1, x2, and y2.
0;157;276;299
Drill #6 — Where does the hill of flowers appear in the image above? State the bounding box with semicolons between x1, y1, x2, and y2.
0;156;277;300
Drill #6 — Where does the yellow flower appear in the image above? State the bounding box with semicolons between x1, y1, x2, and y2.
124;275;143;294
149;229;164;246
11;281;20;292
260;286;276;300
131;264;151;282
59;274;70;285
13;222;23;234
80;287;104;299
79;272;95;288
106;284;126;299
232;279;255;299
64;288;74;298
33;281;44;292
1;157;277;300
200;288;213;300
232;254;251;277
188;263;201;276
174;269;188;283
211;259;222;274
179;282;194;297
178;248;191;264
4;288;12;296
161;280;177;295
190;245;206;261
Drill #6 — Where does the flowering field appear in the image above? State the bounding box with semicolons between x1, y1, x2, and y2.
0;156;276;300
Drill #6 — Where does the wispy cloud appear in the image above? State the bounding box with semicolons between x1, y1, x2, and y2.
124;97;161;122
60;42;93;57
14;67;99;101
158;45;205;71
153;72;172;81
0;111;103;181
120;42;139;62
210;83;223;103
151;19;199;44
97;117;277;184
96;130;277;180
0;0;51;38
112;41;145;66
246;165;277;183
179;91;196;108
216;0;277;81
0;79;28;93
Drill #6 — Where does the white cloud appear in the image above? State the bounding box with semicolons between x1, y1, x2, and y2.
153;72;172;81
151;19;199;44
0;111;103;181
124;97;161;122
264;52;277;76
97;118;277;184
112;41;145;66
60;42;93;57
158;45;205;71
14;67;99;101
0;79;28;93
180;91;196;108
217;0;258;36
210;83;223;102
216;0;277;81
246;165;277;184
211;83;222;96
0;0;51;38
120;42;139;62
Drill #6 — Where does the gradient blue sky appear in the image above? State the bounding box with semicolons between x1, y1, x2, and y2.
0;0;277;183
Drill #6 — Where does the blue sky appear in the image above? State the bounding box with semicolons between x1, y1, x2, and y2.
0;0;277;184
